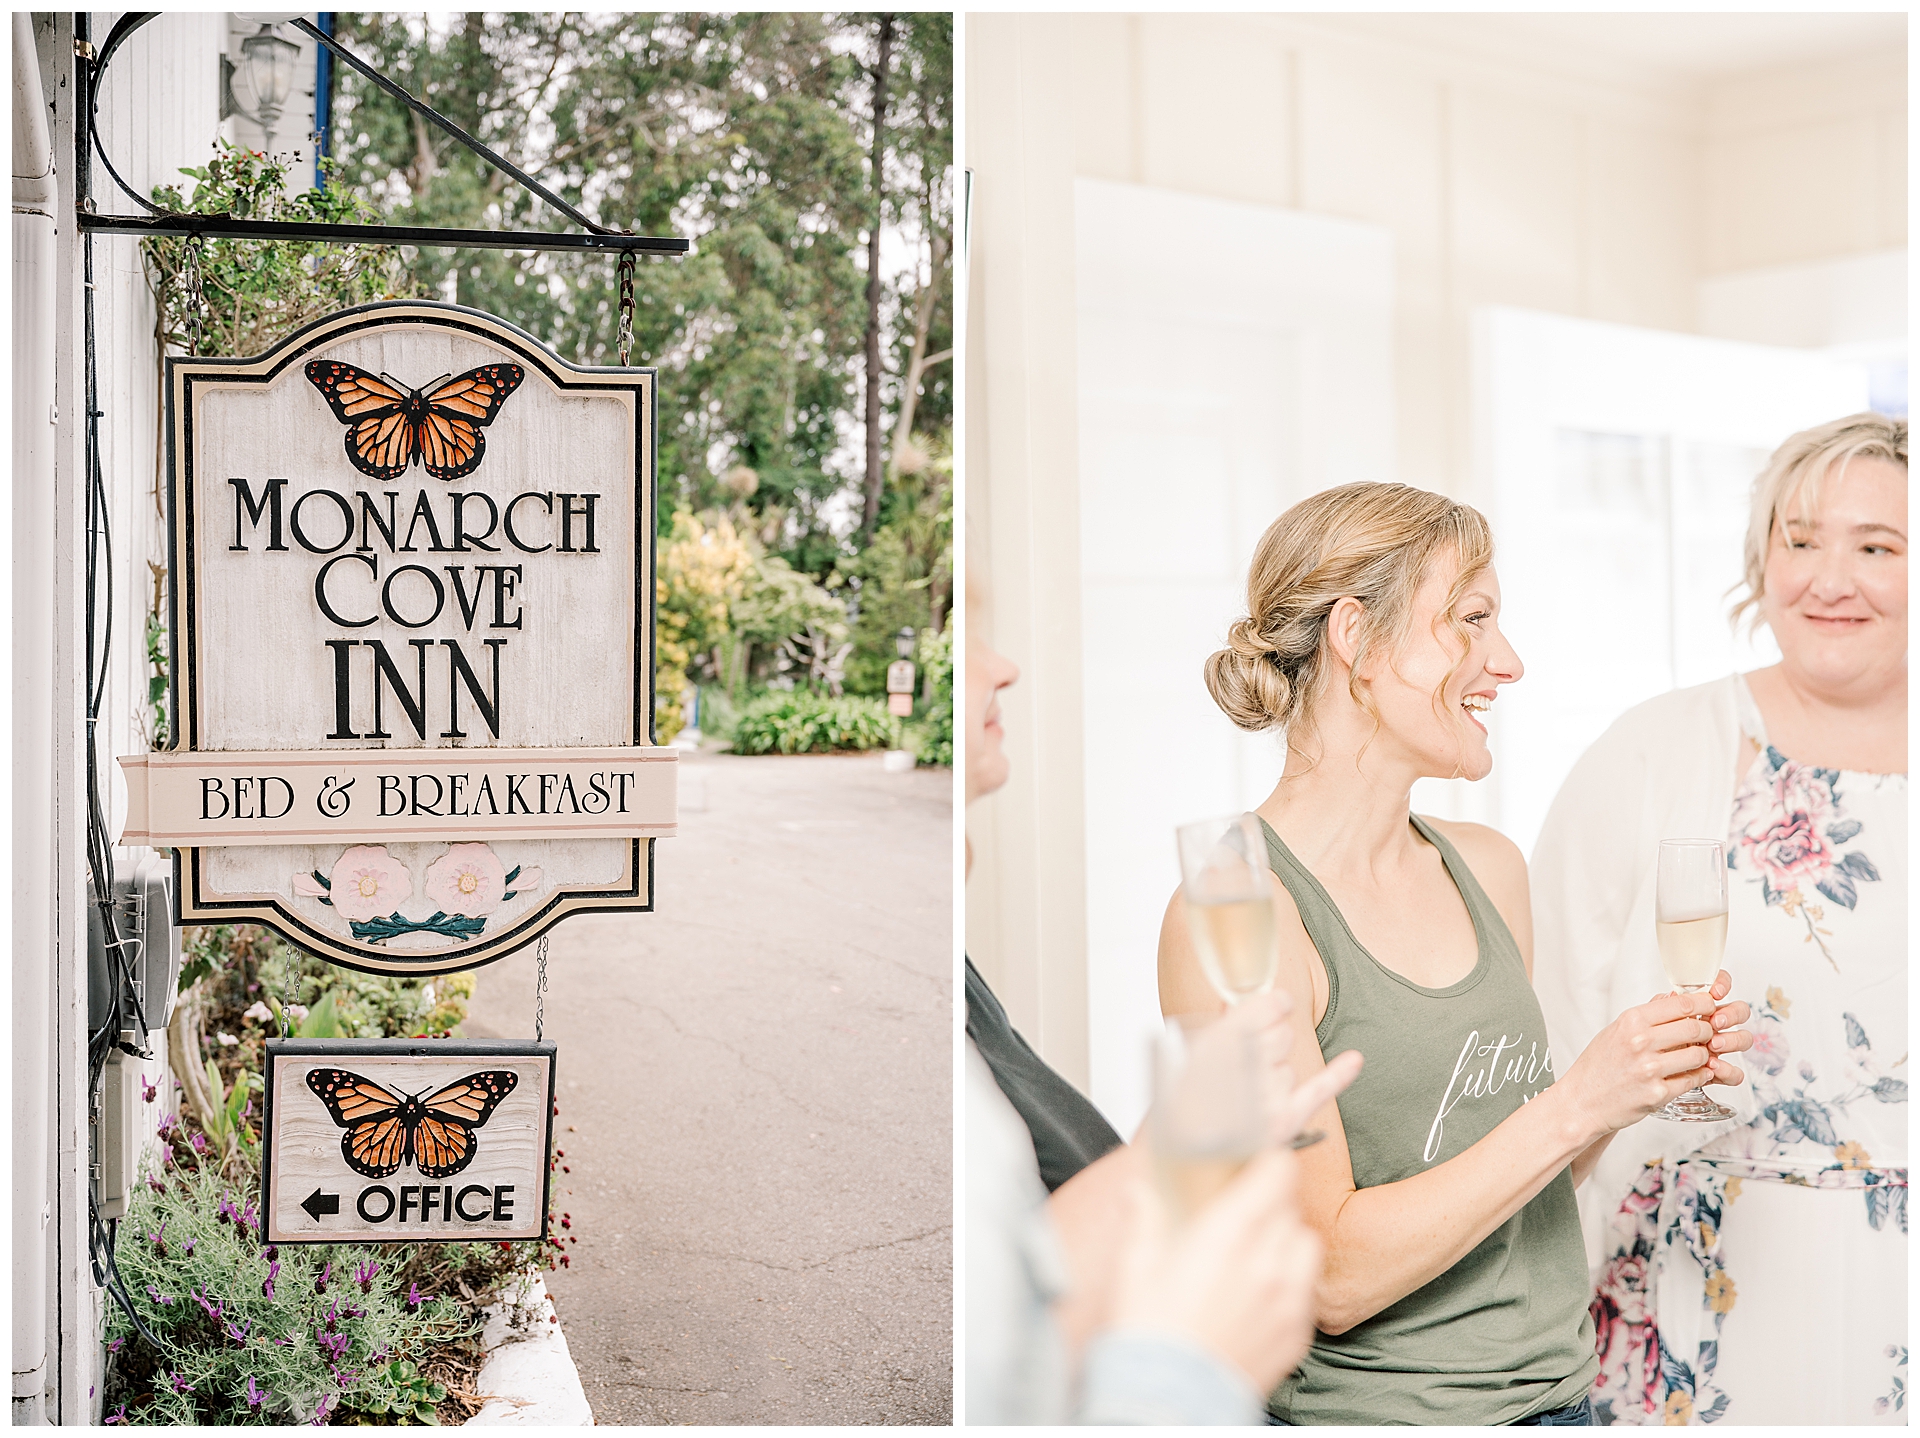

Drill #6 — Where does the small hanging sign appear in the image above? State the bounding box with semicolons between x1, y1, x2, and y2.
260;1038;555;1246
886;658;916;717
122;301;675;973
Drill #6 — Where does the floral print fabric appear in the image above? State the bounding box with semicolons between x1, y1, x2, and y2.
1588;726;1906;1425
1730;746;1884;970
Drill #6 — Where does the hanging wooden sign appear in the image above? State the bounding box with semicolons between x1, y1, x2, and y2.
261;1038;555;1245
121;300;675;973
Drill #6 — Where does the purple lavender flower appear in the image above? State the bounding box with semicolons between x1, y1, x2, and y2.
107;1336;124;1355
140;1075;157;1103
145;1284;174;1307
262;1260;280;1301
147;1221;167;1256
262;1244;279;1263
314;1261;332;1296
224;1316;251;1346
245;1376;268;1409
190;1132;208;1155
405;1281;425;1312
311;1393;336;1425
104;1403;128;1425
168;1372;194;1395
352;1258;380;1294
156;1112;178;1138
317;1329;351;1364
183;1237;196;1256
145;1172;166;1195
190;1286;222;1321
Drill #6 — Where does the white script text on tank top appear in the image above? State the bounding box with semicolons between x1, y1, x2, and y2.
1424;1031;1556;1163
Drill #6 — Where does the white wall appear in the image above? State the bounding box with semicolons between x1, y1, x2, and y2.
20;12;224;1418
964;15;1095;1088
1074;180;1394;1130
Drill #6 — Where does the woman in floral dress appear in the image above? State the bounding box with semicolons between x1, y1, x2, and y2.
1531;412;1907;1425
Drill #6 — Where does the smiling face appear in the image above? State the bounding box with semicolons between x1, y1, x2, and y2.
1761;455;1907;696
1355;556;1524;782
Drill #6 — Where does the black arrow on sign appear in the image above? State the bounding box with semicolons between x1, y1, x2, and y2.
301;1188;341;1222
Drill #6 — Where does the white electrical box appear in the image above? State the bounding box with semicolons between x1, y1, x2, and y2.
96;1052;139;1221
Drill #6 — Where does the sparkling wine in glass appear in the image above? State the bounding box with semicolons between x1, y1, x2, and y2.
1150;1017;1265;1224
1174;813;1323;1149
1176;814;1281;1005
1654;838;1735;1123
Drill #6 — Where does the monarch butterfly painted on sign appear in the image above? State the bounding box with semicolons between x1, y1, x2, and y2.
305;1067;518;1180
304;360;526;481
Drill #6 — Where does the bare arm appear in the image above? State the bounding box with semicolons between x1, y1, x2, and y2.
1157;864;1751;1336
1047;1143;1143;1354
1431;819;1620;1187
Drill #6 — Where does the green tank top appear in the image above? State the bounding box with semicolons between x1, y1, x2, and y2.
1262;814;1598;1427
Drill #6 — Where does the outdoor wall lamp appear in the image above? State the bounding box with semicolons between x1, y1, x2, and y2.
896;627;916;660
220;21;302;153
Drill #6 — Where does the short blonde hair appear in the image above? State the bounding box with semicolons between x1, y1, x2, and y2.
1205;483;1493;747
1733;412;1908;630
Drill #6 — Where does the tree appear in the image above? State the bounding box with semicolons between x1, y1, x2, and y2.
330;14;869;558
858;13;894;539
325;13;952;701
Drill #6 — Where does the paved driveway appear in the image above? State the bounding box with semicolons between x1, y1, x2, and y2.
464;748;953;1424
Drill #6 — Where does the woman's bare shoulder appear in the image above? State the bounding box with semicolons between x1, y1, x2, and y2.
1421;816;1534;961
1421;815;1524;875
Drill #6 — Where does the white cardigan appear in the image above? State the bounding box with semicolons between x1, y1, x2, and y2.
1529;675;1762;1278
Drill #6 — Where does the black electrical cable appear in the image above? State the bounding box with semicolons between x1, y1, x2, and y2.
80;211;162;1361
94;1209;165;1354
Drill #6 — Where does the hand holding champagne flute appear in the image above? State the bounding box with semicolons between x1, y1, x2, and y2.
1654;838;1736;1123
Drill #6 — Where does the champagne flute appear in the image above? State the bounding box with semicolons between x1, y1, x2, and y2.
1176;814;1281;1005
1654;838;1735;1123
1175;813;1323;1149
1149;1017;1265;1224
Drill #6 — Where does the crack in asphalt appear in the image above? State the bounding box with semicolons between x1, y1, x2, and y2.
833;936;952;992
646;1223;951;1275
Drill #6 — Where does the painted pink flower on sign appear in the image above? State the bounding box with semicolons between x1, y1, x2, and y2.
424;844;508;916
307;845;412;922
291;842;541;946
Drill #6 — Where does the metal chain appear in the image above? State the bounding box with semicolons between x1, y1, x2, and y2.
616;249;636;367
183;233;207;357
533;934;550;1043
278;941;296;1040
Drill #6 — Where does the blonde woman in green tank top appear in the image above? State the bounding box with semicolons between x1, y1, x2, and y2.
1158;484;1757;1426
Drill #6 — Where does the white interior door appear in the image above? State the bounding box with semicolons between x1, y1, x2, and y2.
1476;307;1873;856
1075;179;1393;1132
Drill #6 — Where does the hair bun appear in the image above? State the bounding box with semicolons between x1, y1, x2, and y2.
1205;629;1291;733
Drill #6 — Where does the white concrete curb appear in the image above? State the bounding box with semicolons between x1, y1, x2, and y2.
463;1272;593;1426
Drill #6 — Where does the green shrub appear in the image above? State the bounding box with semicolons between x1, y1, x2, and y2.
728;692;898;755
102;1149;478;1425
915;628;953;768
